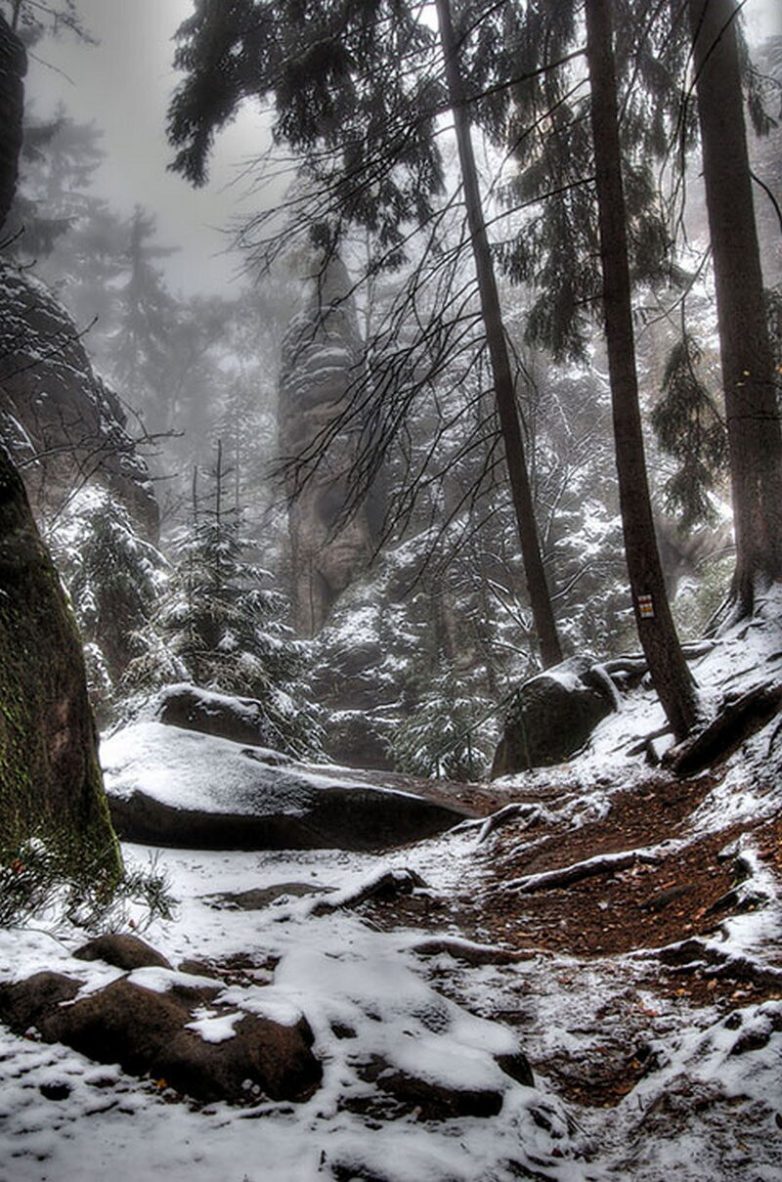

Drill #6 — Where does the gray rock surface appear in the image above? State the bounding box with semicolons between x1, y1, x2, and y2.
102;722;469;851
278;255;382;635
492;656;615;776
152;684;295;756
0;264;158;539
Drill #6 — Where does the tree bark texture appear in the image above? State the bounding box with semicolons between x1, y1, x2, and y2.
688;0;782;615
0;12;25;233
435;0;563;669
0;431;122;879
585;0;699;740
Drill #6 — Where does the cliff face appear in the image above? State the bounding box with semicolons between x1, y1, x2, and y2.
278;257;377;635
0;265;159;541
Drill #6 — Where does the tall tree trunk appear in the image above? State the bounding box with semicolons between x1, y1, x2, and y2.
435;0;563;669
0;13;122;883
0;12;25;230
688;0;782;616
585;0;699;740
0;445;123;881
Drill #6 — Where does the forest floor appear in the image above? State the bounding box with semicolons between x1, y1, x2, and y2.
1;596;781;1182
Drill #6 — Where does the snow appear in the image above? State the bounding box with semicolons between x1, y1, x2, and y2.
1;603;781;1180
0;841;581;1182
101;721;425;816
184;1009;244;1043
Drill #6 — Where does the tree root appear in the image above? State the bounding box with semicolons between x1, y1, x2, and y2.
504;849;661;893
668;681;782;776
407;937;538;966
310;869;428;915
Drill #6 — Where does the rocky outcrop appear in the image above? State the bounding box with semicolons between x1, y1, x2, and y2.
0;265;158;540
0;11;122;884
278;255;381;635
102;721;470;851
152;683;295;757
492;657;616;777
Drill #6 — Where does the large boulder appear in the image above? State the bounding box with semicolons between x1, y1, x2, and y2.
151;683;295;756
0;970;322;1105
101;722;470;851
492;657;615;777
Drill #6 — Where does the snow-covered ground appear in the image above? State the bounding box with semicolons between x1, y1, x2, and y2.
0;835;582;1182
1;592;781;1182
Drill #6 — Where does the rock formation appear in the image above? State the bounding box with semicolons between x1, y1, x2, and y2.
278;255;380;635
0;264;159;541
102;721;469;851
0;442;123;880
0;10;121;884
492;656;616;777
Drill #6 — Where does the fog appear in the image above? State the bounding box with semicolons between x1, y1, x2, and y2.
26;0;271;295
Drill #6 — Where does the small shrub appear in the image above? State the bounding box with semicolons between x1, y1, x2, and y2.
0;834;176;934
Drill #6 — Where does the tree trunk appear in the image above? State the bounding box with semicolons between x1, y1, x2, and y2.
688;0;782;616
0;15;121;883
0;13;25;233
0;445;123;881
435;0;563;669
585;0;699;740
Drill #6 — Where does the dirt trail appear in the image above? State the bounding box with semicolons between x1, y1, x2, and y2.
348;763;782;1122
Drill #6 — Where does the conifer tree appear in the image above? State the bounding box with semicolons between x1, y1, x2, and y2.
51;486;167;713
127;442;319;756
687;0;782;616
167;0;564;667
584;0;699;739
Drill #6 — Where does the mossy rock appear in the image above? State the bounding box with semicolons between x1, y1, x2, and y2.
0;446;121;884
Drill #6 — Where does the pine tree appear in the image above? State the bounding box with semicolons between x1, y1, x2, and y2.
167;0;564;667
584;0;699;739
433;0;561;667
687;0;782;616
651;334;728;532
50;486;167;715
109;206;179;431
127;443;320;756
390;657;492;781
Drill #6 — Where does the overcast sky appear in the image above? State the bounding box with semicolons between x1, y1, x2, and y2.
24;0;782;300
27;0;267;296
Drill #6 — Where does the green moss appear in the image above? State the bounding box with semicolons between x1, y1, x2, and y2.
0;451;122;886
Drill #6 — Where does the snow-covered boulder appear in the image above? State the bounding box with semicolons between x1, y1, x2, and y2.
101;723;468;850
150;683;297;756
492;656;616;776
0;968;321;1105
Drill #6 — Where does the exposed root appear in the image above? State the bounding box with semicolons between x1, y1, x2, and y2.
502;848;663;894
